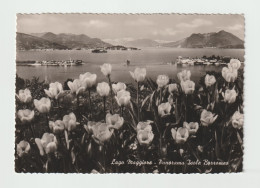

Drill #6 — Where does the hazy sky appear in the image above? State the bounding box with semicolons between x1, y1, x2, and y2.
17;14;244;43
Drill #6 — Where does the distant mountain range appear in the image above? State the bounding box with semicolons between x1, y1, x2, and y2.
122;39;160;48
16;30;244;50
162;30;244;49
124;31;244;49
17;32;111;50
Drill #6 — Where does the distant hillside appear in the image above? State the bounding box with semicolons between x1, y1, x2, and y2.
40;32;111;49
17;32;112;50
16;33;68;50
123;39;160;47
163;30;244;49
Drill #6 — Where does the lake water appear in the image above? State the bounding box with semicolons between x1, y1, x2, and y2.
16;48;244;84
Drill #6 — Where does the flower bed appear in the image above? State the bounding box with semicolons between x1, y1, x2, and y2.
15;60;244;173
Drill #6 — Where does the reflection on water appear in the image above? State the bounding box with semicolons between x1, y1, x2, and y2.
16;48;244;83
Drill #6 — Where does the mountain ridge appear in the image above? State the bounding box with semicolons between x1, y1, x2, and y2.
162;30;244;48
17;32;112;50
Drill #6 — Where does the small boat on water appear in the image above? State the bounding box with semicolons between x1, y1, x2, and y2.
29;60;83;66
92;49;107;53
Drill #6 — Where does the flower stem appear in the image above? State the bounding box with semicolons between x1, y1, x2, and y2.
30;123;35;138
88;89;92;119
120;107;124;117
175;97;179;122
160;88;162;104
108;75;114;113
76;95;80;109
103;96;106;121
137;82;140;122
46;114;50;131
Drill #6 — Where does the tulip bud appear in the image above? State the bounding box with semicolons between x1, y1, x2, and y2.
168;83;178;93
231;111;243;129
92;122;114;145
16;88;32;103
17;140;30;157
112;82;126;94
49;120;65;134
183;122;199;135
137;130;154;146
129;67;146;82
63;112;79;132
205;74;216;87
115;90;131;107
79;72;97;89
44;82;64;99
171;127;189;144
17;109;34;124
96;82;110;97
181;80;195;94
34;97;51;113
68;79;85;95
222;67;238;82
46;142;58;154
158;102;171;117
35;133;57;156
100;63;112;77
228;59;241;70
200;109;218;126
156;75;169;88
106;113;124;129
223;89;237;104
137;121;153;132
177;70;191;82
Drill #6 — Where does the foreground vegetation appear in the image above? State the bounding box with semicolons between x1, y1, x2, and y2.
15;59;244;173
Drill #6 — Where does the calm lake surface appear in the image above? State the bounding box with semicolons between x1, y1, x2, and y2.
16;48;244;83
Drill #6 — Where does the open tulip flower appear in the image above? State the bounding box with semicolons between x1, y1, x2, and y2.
34;97;51;113
68;79;86;96
200;109;218;126
223;89;237;104
228;59;241;70
156;75;169;88
137;129;154;146
231;111;244;129
129;67;146;82
16;88;32;103
171;127;189;144
205;74;216;87
183;122;199;135
79;72;97;89
100;63;112;77
158;102;172;117
91;122;114;145
181;80;195;94
222;67;238;83
17;109;34;124
44;82;64;99
115;90;131;107
137;121;153;132
63;112;79;132
177;70;191;82
106;113;124;129
49;120;65;134
17;140;30;157
168;83;178;93
35;133;58;156
112;82;126;94
96;82;110;97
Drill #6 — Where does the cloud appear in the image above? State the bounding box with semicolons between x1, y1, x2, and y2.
84;20;110;28
226;24;244;31
126;19;154;26
152;28;178;36
176;18;212;28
